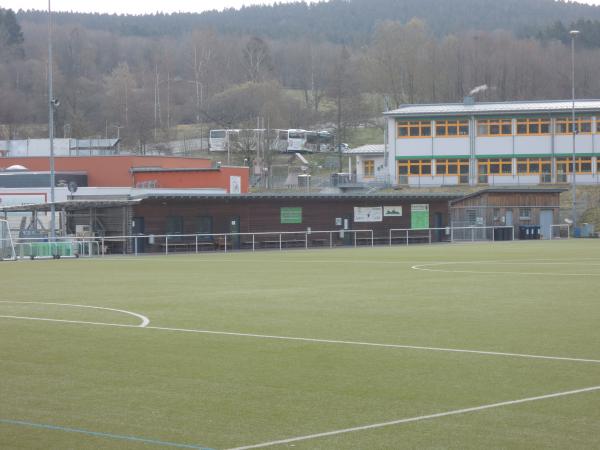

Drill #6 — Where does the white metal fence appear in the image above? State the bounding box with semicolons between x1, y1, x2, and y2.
4;224;573;260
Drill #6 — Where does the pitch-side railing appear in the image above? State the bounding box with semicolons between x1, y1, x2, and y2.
98;229;375;256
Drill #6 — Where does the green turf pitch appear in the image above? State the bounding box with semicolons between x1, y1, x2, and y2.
1;240;599;449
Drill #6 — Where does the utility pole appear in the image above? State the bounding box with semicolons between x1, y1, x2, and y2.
570;30;579;229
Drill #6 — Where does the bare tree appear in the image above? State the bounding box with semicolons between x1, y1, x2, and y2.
243;36;272;83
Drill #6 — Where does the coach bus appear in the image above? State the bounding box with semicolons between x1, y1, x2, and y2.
209;129;239;152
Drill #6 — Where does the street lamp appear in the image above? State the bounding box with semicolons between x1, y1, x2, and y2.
570;29;579;228
48;0;56;245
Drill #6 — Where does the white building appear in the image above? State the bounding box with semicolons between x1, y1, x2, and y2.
384;99;600;187
343;144;386;184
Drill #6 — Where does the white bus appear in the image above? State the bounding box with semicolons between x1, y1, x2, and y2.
276;129;310;153
286;129;307;152
306;130;334;152
210;128;333;154
209;129;239;152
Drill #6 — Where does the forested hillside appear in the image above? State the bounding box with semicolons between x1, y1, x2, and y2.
2;0;600;150
16;0;600;43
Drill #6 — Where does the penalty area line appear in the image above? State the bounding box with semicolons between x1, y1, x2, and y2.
226;385;600;450
0;418;214;450
1;315;600;365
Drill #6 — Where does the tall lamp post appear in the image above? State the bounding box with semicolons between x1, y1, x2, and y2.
48;0;56;244
570;29;579;229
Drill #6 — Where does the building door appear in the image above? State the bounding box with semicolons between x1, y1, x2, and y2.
229;217;241;249
505;210;513;226
540;209;553;240
132;217;145;253
342;216;353;245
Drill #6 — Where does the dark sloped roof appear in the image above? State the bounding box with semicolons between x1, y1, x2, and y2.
450;188;567;205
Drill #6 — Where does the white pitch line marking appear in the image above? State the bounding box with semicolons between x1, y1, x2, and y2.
0;301;149;327
411;260;600;276
0;315;599;364
226;385;600;450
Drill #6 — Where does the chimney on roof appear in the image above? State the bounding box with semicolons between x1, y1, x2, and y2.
463;96;475;106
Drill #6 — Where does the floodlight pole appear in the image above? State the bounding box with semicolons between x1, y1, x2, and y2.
570;30;579;229
48;0;56;243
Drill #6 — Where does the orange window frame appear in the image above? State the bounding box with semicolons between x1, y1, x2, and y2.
555;117;593;134
556;157;592;174
478;158;512;175
363;160;375;177
435;120;469;137
477;119;512;136
516;118;550;135
397;159;432;176
397;121;432;138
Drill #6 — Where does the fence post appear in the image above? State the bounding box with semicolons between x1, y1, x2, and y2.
406;230;409;246
252;234;255;252
134;236;138;256
329;231;333;248
195;235;198;253
224;235;228;253
165;235;169;255
279;233;282;250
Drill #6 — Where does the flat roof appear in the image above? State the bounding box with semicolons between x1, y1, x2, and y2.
0;199;142;212
136;192;463;201
385;99;600;118
0;171;87;176
130;167;220;173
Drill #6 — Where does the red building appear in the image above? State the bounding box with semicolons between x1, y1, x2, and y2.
0;156;249;193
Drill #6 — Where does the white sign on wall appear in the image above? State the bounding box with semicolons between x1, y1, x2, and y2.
353;206;383;222
229;176;241;194
383;206;403;217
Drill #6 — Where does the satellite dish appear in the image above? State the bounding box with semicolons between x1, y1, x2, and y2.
564;218;573;225
68;181;78;194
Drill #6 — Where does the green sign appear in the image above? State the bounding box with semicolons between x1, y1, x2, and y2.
281;207;302;224
411;204;429;229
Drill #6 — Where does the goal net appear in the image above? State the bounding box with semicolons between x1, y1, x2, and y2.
450;226;514;242
0;219;16;260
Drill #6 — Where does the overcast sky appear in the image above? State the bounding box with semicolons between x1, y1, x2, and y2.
2;0;597;15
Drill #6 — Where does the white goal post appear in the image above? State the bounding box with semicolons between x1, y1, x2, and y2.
0;219;16;261
550;224;570;240
389;226;515;245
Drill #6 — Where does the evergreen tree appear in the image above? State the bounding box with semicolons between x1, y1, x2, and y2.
0;8;24;58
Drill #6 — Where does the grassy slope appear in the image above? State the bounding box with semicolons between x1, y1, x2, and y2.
1;241;599;449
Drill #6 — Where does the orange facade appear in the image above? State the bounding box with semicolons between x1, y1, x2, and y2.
132;167;249;192
0;156;249;193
